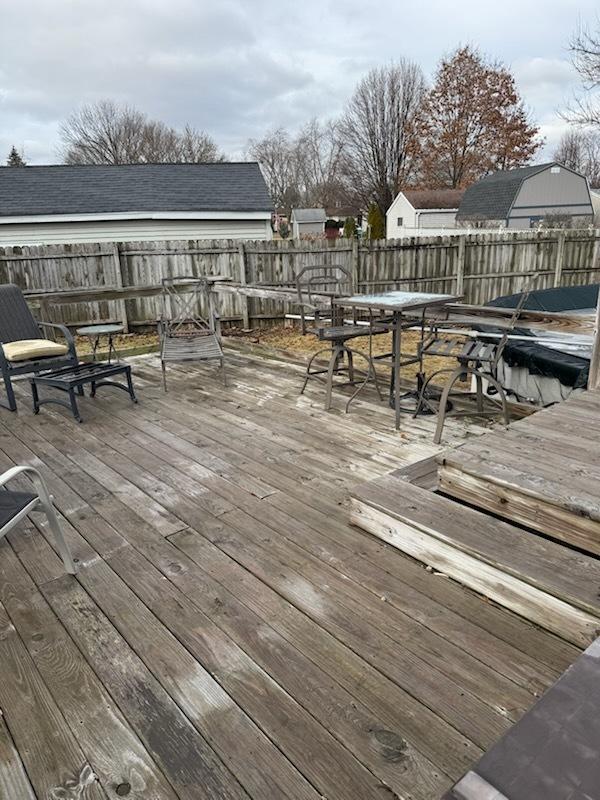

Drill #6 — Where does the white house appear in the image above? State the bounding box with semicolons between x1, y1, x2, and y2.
386;190;464;238
0;162;274;245
291;208;326;238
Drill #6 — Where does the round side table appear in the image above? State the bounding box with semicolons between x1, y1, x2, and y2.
76;324;124;363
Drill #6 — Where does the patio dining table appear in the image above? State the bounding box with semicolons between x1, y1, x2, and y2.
333;290;462;429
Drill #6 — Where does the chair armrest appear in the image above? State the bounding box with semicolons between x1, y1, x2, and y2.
0;465;43;491
38;321;77;358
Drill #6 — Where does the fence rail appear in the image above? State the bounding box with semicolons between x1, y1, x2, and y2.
1;230;599;329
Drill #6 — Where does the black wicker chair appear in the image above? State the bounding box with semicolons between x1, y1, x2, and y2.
0;284;78;411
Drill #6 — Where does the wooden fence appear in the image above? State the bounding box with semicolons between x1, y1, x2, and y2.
0;229;599;330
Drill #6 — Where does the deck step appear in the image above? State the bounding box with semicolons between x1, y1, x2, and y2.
350;471;600;647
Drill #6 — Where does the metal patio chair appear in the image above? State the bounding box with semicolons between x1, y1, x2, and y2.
414;292;531;443
0;465;76;574
0;283;78;411
159;276;226;392
296;265;386;410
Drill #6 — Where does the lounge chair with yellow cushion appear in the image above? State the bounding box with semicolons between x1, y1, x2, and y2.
0;284;78;411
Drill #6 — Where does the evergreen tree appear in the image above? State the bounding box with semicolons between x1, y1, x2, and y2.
367;203;385;239
343;216;357;238
6;146;26;166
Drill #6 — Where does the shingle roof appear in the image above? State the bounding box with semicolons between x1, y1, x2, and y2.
291;208;326;223
403;189;464;210
456;163;557;221
0;162;273;218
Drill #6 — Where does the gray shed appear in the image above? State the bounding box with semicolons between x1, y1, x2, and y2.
456;162;594;229
291;208;326;239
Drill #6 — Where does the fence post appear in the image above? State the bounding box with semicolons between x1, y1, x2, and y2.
351;237;360;292
238;241;250;329
455;235;466;297
553;231;566;287
112;243;129;333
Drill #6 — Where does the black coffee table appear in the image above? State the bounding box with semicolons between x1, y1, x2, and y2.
30;362;137;423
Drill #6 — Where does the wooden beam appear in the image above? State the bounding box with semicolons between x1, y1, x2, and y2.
589;281;600;390
350;498;600;647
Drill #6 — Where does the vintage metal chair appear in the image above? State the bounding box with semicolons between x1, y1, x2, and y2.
0;465;77;574
0;284;78;412
159;276;226;391
296;265;386;410
413;293;531;443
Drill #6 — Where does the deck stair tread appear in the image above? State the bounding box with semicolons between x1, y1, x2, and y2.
352;475;600;615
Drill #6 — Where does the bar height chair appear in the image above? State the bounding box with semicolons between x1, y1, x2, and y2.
414;293;531;443
0;465;77;574
296;265;386;410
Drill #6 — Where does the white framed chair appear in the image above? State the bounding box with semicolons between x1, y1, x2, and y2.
0;465;76;574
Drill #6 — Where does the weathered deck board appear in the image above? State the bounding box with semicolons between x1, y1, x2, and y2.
438;389;600;555
0;350;578;798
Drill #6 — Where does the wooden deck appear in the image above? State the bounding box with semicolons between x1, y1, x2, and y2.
438;388;600;556
0;350;579;800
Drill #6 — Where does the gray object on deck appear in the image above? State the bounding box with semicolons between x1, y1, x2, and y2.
0;465;76;574
0;283;78;412
159;276;226;391
443;635;600;799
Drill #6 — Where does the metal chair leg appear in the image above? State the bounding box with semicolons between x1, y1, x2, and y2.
433;366;467;445
300;347;331;395
161;360;168;392
27;468;77;574
324;345;343;411
1;371;17;412
221;358;227;387
482;372;510;426
344;350;382;412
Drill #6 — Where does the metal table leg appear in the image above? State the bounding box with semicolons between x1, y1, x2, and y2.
393;311;402;429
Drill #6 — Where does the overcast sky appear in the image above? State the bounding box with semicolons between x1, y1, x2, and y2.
0;0;597;165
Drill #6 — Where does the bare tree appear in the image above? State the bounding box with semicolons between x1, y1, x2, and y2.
566;21;600;128
339;60;426;213
246;127;302;210
60;100;225;164
554;128;600;187
295;119;347;209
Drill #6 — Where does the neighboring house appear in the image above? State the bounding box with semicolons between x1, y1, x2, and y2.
291;208;326;238
386;190;464;238
456;162;594;229
0;162;273;245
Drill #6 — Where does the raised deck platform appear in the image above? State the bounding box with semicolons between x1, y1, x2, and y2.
0;350;574;799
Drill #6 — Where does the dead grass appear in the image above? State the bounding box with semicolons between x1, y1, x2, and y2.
74;325;462;387
226;324;457;384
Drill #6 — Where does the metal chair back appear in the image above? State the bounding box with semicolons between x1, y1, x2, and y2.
295;265;354;334
160;277;215;337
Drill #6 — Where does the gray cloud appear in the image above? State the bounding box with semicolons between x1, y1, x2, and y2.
0;0;597;163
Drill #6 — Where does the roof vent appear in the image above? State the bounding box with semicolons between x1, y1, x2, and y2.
550;166;560;174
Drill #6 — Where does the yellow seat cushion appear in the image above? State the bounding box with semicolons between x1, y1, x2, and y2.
2;339;69;362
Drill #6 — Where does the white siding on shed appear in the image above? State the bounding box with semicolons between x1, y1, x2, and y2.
386;193;457;237
0;217;273;246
